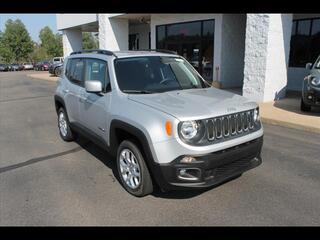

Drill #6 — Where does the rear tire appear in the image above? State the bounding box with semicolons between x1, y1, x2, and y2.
57;108;75;142
117;140;153;197
300;98;311;112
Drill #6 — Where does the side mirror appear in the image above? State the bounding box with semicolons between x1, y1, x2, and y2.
85;80;102;93
305;62;312;70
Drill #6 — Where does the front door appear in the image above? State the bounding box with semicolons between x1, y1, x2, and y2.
79;58;111;142
129;34;139;50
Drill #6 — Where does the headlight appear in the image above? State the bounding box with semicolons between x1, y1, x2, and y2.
179;120;205;144
253;108;260;122
310;76;320;87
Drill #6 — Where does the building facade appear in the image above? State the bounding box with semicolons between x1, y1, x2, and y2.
56;13;320;102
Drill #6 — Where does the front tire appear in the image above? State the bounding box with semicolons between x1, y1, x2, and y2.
117;140;153;197
57;108;75;141
54;67;62;76
300;98;311;112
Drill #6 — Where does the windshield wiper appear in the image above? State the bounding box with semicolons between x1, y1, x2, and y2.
122;90;154;94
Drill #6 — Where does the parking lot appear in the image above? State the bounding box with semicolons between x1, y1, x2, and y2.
0;71;320;226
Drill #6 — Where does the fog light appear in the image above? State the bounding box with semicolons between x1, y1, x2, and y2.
308;95;313;100
178;168;201;181
180;156;197;163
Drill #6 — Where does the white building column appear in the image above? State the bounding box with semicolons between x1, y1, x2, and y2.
98;14;128;51
243;14;293;102
62;29;83;57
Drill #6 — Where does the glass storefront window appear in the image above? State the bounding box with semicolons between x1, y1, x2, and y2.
156;19;214;82
157;25;166;49
289;18;320;67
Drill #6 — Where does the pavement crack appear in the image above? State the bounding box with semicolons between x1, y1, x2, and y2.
0;146;84;174
0;95;52;103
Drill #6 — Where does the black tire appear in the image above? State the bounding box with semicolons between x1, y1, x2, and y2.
300;98;311;112
54;67;61;76
57;107;75;142
116;140;153;197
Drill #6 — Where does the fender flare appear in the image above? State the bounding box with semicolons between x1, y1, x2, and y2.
54;95;66;113
109;119;168;189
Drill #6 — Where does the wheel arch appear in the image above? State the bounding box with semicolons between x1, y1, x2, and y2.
54;95;66;114
109;119;167;188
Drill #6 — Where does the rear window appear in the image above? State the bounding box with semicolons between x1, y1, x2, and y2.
65;58;84;85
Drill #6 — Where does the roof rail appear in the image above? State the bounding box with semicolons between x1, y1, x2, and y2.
137;49;178;55
70;49;117;58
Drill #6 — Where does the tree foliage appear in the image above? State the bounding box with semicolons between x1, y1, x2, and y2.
39;26;63;57
30;43;50;63
0;19;34;63
82;32;99;50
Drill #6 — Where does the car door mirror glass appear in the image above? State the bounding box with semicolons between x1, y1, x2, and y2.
85;81;102;93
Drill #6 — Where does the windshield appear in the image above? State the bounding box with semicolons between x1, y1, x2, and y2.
114;56;209;93
314;56;320;69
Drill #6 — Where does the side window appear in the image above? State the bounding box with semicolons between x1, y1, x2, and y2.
66;58;84;86
84;58;111;92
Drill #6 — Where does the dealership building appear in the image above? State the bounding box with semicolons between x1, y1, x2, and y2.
56;14;320;102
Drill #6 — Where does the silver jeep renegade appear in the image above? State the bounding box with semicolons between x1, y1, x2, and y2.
54;49;263;197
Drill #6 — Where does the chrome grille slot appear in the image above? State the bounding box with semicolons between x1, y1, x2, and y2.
205;109;258;143
215;118;222;139
223;116;230;137
248;110;254;129
229;114;237;135
236;114;242;133
243;112;249;131
207;119;215;140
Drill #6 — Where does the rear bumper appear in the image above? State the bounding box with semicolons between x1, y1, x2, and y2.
152;136;263;190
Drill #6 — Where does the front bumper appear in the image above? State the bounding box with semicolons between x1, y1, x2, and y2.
303;84;320;106
153;136;263;190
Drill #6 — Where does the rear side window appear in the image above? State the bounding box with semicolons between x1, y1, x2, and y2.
84;58;111;92
65;58;84;86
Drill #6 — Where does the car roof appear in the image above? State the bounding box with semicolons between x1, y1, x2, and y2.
113;51;179;58
68;50;179;60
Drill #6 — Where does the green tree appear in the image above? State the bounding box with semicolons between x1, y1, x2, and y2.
82;32;99;50
39;26;63;57
0;19;34;63
30;43;50;63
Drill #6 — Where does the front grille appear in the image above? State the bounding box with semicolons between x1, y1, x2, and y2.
206;109;257;142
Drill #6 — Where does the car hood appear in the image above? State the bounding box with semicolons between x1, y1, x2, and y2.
128;87;258;121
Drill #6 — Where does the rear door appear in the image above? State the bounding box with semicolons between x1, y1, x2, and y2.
79;58;112;141
63;58;85;123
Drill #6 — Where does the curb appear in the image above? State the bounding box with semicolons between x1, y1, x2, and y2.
261;116;320;134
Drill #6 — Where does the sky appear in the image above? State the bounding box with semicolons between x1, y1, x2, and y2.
0;14;58;43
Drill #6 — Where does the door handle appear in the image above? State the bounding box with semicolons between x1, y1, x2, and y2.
63;89;69;93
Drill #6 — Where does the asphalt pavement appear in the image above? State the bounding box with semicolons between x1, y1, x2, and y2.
0;71;320;226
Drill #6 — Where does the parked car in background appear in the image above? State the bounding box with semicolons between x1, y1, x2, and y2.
49;62;63;76
52;57;64;64
35;61;50;71
0;64;9;72
11;64;21;71
301;56;320;112
22;63;34;70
